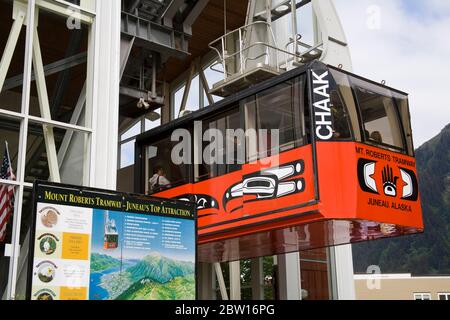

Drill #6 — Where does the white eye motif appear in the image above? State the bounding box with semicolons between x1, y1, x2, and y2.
384;184;396;197
197;198;207;209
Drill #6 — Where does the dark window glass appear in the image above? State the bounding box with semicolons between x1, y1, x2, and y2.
352;79;406;151
245;76;307;162
329;69;361;142
392;93;414;155
196;108;243;182
329;89;352;140
146;135;190;194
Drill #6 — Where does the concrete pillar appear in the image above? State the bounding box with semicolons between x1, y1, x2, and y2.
277;252;302;300
88;0;121;190
329;244;355;300
198;262;216;300
229;261;241;300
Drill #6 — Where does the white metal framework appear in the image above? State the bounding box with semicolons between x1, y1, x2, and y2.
0;0;121;300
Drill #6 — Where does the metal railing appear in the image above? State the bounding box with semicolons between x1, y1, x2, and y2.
208;21;303;82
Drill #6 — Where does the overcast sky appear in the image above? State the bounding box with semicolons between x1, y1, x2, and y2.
334;0;450;147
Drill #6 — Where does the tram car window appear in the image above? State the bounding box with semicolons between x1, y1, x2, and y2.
329;90;352;140
146;135;191;194
329;69;361;141
352;77;407;152
196;108;243;183
245;76;308;162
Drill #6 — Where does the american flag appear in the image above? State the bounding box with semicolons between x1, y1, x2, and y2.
0;142;15;242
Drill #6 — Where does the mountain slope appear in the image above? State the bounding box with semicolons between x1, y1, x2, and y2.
352;124;450;274
116;274;195;300
126;252;195;283
90;253;121;273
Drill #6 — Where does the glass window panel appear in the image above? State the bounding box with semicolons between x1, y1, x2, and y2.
203;89;223;107
25;123;89;185
0;183;16;299
120;121;140;141
117;141;135;193
352;78;406;150
0;116;20;172
414;293;431;300
185;74;200;113
172;75;201;119
0;241;11;299
329;88;352;140
0;0;25;114
438;293;450;300
329;69;361;141
196;108;242;182
28;9;89;126
14;187;34;300
120;139;135;169
203;62;224;106
173;85;185;119
393;93;414;155
0;134;18;298
263;256;276;300
146;135;190;194
245;76;307;162
145;109;161;131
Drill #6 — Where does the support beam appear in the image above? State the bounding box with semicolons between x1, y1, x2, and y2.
120;36;135;79
178;62;196;116
50;30;84;117
162;81;170;124
213;262;229;300
329;245;355;300
198;262;216;300
182;0;210;35
199;65;214;106
57;81;87;167
121;12;189;59
119;86;163;104
311;0;352;70
162;0;185;28
32;24;61;183
0;5;26;93
3;52;87;91
35;0;94;24
128;0;141;14
229;261;241;300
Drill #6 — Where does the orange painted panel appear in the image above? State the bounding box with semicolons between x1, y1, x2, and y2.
154;145;317;237
317;142;423;229
155;142;423;248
